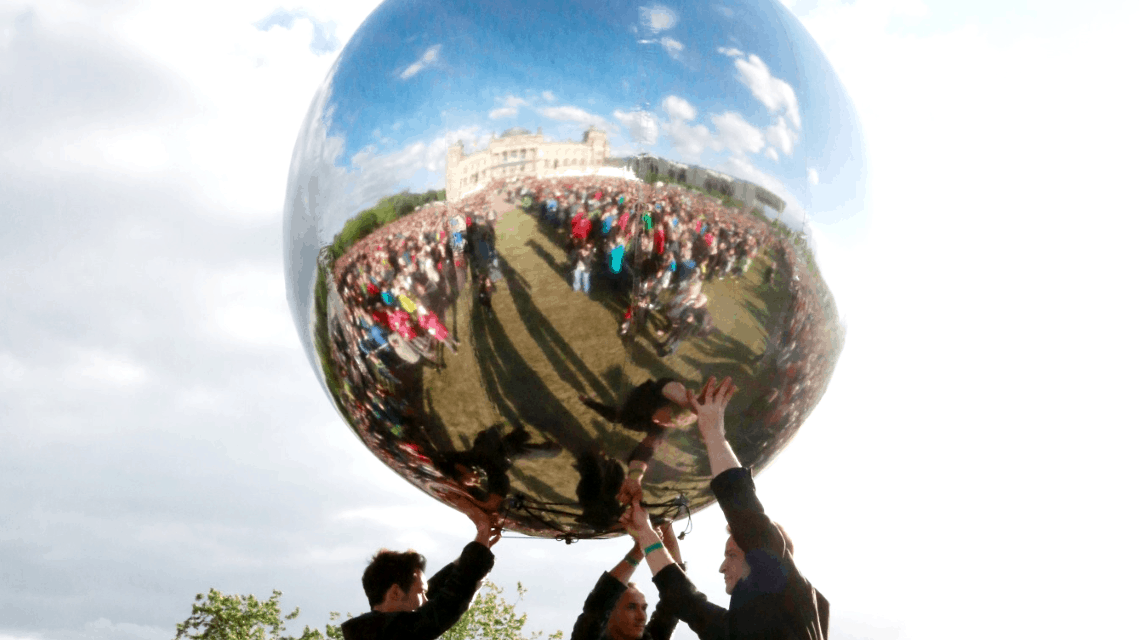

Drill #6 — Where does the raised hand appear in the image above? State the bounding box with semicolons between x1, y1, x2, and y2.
617;475;643;506
619;501;655;543
685;376;738;438
456;496;504;548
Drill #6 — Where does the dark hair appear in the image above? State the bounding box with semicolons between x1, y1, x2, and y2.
727;522;794;556
362;549;427;606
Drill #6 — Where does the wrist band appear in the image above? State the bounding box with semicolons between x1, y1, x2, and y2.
628;468;644;479
643;542;664;555
624;554;641;567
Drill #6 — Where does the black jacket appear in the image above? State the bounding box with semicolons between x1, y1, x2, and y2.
651;468;828;640
341;542;495;640
570;572;678;640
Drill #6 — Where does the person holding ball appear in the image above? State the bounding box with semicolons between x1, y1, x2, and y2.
620;376;829;640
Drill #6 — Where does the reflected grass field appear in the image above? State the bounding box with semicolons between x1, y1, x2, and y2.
420;205;792;527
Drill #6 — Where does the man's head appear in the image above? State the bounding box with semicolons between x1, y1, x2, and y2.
720;523;793;595
606;584;648;640
362;549;427;612
719;535;750;595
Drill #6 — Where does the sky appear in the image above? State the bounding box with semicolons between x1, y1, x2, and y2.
305;0;863;224
1;1;1138;640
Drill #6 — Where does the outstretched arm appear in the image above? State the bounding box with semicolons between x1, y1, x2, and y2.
645;523;683;640
685;376;741;478
627;512;727;640
688;377;785;558
620;502;675;577
608;538;645;585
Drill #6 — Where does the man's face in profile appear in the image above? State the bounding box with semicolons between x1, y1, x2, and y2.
719;537;750;595
393;569;427;611
607;586;648;640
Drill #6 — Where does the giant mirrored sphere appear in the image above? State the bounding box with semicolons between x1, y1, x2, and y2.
285;0;865;539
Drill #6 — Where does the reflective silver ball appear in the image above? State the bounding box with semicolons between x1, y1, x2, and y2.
285;0;864;538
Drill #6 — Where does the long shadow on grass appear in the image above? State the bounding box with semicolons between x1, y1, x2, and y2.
468;300;611;533
524;239;567;282
501;261;616;405
468;296;593;457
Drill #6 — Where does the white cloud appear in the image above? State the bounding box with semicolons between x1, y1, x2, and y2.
659;95;718;158
717;46;744;57
398;44;441;80
711;111;765;155
47;127;170;173
765;116;798;155
807;167;820;185
287;69;486;253
664;120;717;158
637;36;685;60
0;352;25;386
765;147;779;161
660;36;684;59
537;105;609;129
489;94;529;119
27;0;375;222
542;90;555;101
64;350;149;389
613;109;660;145
662;95;697;122
198;265;297;349
735;53;802;130
639;4;678;33
253;8;339;56
80;618;168;640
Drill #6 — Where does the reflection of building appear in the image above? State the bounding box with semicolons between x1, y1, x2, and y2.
446;127;609;200
625;154;786;216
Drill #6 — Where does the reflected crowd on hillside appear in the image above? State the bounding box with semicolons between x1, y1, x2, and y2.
318;173;839;535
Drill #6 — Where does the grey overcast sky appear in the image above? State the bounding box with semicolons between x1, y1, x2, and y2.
1;1;1137;640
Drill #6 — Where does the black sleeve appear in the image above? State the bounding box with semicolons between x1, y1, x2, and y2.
817;591;830;640
570;573;626;640
385;542;495;640
644;592;680;640
651;565;728;640
710;467;783;557
626;427;665;464
617;378;676;428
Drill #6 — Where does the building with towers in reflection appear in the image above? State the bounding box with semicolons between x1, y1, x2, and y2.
446;127;610;200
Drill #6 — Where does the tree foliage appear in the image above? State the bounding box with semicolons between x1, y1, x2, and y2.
173;589;340;640
328;188;447;261
441;582;562;640
174;582;560;640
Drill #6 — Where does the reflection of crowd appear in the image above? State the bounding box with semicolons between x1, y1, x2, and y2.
509;173;841;463
506;175;772;355
324;180;551;519
755;237;842;449
322;172;839;537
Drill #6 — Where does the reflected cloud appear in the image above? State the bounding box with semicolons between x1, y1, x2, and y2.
732;52;803;130
640;4;679;33
399;44;441;80
613;109;660;145
538;105;611;131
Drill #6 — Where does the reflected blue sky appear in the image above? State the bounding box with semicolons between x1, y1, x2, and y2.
315;0;865;224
